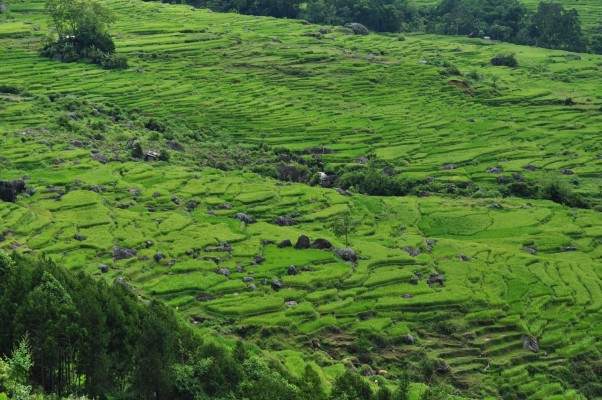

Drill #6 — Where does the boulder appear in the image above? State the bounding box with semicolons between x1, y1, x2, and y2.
99;264;109;273
243;276;254;283
344;22;369;35
486;165;503;174
523;336;540;353
247;283;257;291
145;240;154;248
409;277;418;285
287;265;298;275
254;255;265;264
92;153;109;164
285;301;298;307
311;238;332;249
441;164;457;170
114;277;132;290
523;247;537;255
273;216;298;226
403;334;415;345
233;212;255;224
73;234;85;241
166;140;185;152
427;273;445;287
512;173;525;182
334;248;358;263
236;265;245;273
216;267;231;277
0;179;26;202
402;247;420;257
271;279;283;291
459;254;469;261
523;164;538;171
154;252;166;262
112;247;138;260
295;235;311;249
436;360;450;374
334;187;352;196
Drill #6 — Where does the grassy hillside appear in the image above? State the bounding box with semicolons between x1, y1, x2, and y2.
1;0;602;398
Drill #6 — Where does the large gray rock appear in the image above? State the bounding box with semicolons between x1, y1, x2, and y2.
112;247;137;260
273;216;298;226
334;248;358;262
233;212;255;224
344;22;369;35
295;235;310;249
216;267;231;277
523;336;540;353
311;238;332;249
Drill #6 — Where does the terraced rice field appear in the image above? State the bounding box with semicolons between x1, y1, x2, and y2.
1;0;602;398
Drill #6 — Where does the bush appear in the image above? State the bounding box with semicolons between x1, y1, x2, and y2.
491;52;518;67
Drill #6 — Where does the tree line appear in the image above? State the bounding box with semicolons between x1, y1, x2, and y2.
146;0;601;54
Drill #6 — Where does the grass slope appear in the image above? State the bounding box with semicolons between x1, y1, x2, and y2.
1;0;602;398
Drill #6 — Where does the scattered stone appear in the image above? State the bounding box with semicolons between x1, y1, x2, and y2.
285;301;298;307
262;278;268;286
236;265;245;273
497;176;511;184
153;252;166;262
129;187;141;197
92;153;109;164
311;238;332;249
403;247;420;257
254;255;265;264
403;334;415;345
318;28;331;34
114;277;132;290
523;164;538;171
112;247;137;260
354;156;369;164
334;248;358;263
233;212;255;224
295;235;311;249
409;277;418;285
197;295;212;302
278;239;292;248
271;279;283;291
563;54;581;60
561;169;574;175
436;361;450;374
399;226;406;232
343;22;370;35
571;179;579;186
301;146;334;154
459;254;468;261
216;267;231;277
99;264;109;273
73;234;85;241
166;140;185;152
467;118;475;122
523;336;540;353
563;246;578;252
334;187;352;196
287;265;298;275
441;164;457;170
171;196;180;205
403;294;413;299
486;165;503;174
146;240;154;248
311;339;321;349
243;276;254;283
427;273;445;287
523;247;537;255
247;283;257;291
273;216;298;226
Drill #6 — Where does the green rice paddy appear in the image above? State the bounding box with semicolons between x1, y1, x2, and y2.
1;0;602;398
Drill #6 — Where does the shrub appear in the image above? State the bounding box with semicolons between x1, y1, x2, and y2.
491;52;518;67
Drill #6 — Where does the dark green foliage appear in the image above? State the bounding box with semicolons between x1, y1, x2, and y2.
491;52;518;67
41;0;127;68
394;370;411;400
0;252;305;399
538;175;590;208
529;1;587;52
330;371;373;400
338;169;408;196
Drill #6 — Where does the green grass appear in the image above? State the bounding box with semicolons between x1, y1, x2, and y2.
0;0;601;398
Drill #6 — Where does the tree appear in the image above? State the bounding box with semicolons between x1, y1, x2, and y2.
394;370;411;400
529;1;587;52
42;0;127;68
330;371;373;400
330;212;358;247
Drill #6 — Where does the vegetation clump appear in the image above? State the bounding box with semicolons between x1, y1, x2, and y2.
40;0;127;69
